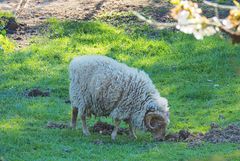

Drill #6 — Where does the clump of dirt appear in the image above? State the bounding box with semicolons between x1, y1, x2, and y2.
92;121;129;135
64;99;71;104
26;88;50;97
165;130;204;142
45;120;240;145
164;123;240;147
4;17;19;33
165;130;204;148
204;124;240;143
46;121;70;129
0;16;19;33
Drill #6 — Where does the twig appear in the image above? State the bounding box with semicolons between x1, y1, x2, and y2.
132;11;220;29
132;8;240;44
203;0;238;10
219;26;240;44
132;11;177;29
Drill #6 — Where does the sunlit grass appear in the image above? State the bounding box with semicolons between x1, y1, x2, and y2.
1;17;240;160
0;117;25;131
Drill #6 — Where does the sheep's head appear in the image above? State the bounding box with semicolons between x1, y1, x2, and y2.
144;97;169;141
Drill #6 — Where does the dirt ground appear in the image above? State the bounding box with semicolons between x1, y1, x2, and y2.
1;0;152;23
0;0;172;48
46;121;240;148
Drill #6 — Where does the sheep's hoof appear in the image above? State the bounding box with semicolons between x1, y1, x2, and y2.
83;130;91;136
111;133;117;141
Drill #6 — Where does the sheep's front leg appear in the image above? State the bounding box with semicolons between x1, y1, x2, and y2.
111;119;121;140
129;122;137;139
81;114;90;136
71;107;78;129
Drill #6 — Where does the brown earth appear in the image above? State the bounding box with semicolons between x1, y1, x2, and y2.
0;0;230;48
46;120;240;147
92;121;129;135
0;0;172;48
25;88;50;97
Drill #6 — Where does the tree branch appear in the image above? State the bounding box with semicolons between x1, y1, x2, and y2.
132;11;177;29
203;0;238;10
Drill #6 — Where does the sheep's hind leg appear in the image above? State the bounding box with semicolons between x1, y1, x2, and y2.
81;114;90;136
71;107;78;129
111;119;121;140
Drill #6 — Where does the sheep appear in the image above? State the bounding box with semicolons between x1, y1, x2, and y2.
69;55;170;140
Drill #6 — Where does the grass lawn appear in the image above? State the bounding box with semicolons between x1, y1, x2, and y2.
1;16;240;160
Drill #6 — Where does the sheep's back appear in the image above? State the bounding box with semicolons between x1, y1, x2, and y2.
69;55;154;119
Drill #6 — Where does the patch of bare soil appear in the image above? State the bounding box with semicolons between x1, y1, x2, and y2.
25;88;50;97
0;0;173;48
165;130;204;148
165;123;240;148
204;123;240;144
45;120;240;147
92;121;129;135
92;121;240;147
1;0;231;48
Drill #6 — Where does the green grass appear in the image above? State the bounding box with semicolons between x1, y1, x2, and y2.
1;17;240;161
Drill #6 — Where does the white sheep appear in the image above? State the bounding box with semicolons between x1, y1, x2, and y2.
69;55;169;140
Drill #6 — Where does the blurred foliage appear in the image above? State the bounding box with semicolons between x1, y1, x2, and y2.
0;35;14;54
0;11;14;36
0;11;15;54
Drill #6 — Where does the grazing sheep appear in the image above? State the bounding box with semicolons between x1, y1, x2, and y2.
69;55;170;140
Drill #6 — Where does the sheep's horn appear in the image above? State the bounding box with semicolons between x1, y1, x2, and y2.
145;112;164;130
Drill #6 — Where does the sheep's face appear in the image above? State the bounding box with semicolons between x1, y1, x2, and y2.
144;98;169;140
145;111;169;140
